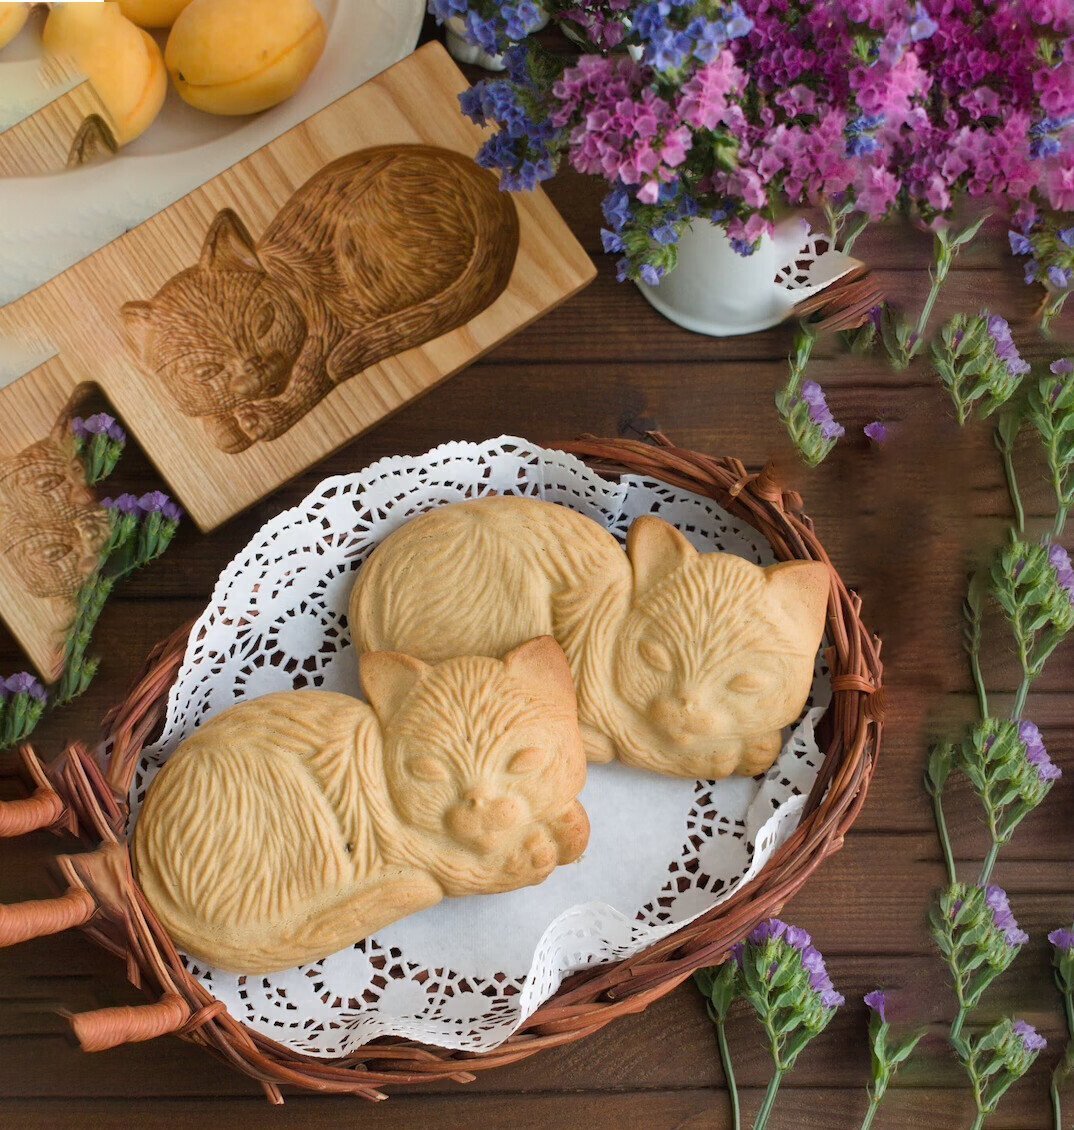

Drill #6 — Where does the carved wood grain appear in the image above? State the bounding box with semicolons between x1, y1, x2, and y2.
119;146;520;454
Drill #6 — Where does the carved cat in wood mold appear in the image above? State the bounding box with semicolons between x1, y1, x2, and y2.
121;145;520;454
0;429;108;600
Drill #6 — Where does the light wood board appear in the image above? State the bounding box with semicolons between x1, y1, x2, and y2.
0;42;595;680
0;55;114;175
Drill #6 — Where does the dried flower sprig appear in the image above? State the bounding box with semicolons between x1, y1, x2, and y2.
931;311;1030;426
733;919;843;1130
959;1019;1046;1130
859;990;925;1130
1049;927;1074;1129
695;962;741;1130
1008;211;1074;335
931;884;1028;1043
0;672;48;748
990;534;1074;718
954;719;1061;886
55;492;182;707
776;327;845;467
71;413;126;485
1028;359;1074;535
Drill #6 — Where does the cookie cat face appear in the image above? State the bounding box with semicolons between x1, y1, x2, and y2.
122;210;307;425
363;636;585;859
614;518;829;757
0;436;108;599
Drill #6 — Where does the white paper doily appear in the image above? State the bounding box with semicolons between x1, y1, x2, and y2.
129;436;830;1055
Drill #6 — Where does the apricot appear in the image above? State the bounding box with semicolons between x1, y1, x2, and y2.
118;0;195;29
0;4;30;51
42;2;167;146
165;0;327;116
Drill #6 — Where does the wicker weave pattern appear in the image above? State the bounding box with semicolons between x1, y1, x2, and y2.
0;435;881;1102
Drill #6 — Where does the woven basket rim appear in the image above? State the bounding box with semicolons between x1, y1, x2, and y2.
14;434;882;1102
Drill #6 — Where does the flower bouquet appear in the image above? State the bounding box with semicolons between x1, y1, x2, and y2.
434;0;1074;460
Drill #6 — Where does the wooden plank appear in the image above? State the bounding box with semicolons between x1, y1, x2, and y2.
0;1088;1053;1130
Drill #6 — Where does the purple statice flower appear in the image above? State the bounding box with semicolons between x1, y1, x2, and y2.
985;885;1029;948
1049;265;1073;289
864;421;889;444
1009;230;1033;256
3;672;47;702
1012;1020;1047;1053
1049;542;1074;604
70;413;126;444
1053;358;1074;376
742;919;843;1007
639;263;664;286
427;0;467;23
102;493;143;516
986;315;1032;378
1049;927;1074;953
1061;228;1074;249
801;380;846;440
863;989;887;1023
1018;720;1062;782
908;2;937;41
138;491;182;523
801;944;845;1008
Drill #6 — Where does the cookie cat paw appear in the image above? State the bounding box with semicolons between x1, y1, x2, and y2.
551;801;589;864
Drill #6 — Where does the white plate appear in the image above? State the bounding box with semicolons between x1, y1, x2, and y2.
0;0;426;306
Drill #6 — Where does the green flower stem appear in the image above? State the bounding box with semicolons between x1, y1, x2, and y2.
978;840;1001;888
717;1016;741;1130
1053;989;1074;1130
1052;1073;1062;1130
1041;290;1071;338
1051;461;1069;537
932;785;958;887
841;214;871;256
753;1066;785;1130
908;238;953;361
965;603;989;720
996;429;1026;536
971;1111;986;1130
1012;670;1033;722
860;1095;882;1130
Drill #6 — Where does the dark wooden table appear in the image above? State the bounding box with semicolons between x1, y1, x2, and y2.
3;108;1074;1130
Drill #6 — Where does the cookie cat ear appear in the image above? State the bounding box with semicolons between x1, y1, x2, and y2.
765;561;830;643
504;636;575;705
121;301;154;366
627;516;697;598
200;209;261;273
360;651;429;724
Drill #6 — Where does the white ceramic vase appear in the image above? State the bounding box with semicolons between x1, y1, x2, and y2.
636;216;857;337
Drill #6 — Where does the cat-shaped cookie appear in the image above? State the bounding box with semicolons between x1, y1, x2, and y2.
121;145;520;454
132;636;588;974
350;497;830;780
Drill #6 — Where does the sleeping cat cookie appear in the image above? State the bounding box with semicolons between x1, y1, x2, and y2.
351;496;830;781
132;637;588;974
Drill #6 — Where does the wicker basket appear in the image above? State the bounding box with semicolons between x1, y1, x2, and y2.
0;434;883;1103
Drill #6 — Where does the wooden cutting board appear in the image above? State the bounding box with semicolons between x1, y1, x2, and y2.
0;53;116;175
0;42;595;681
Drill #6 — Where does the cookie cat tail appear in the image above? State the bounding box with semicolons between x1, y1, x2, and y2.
0;887;96;946
67;993;190;1053
0;785;65;836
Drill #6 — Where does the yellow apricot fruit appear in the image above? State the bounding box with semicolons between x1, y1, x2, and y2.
0;4;30;51
42;2;167;146
165;0;327;116
118;0;195;30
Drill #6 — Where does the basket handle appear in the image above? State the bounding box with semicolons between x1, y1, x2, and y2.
68;993;190;1053
0;888;96;946
0;785;65;837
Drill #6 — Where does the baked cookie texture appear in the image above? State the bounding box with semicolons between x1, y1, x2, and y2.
351;496;830;780
132;636;588;974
